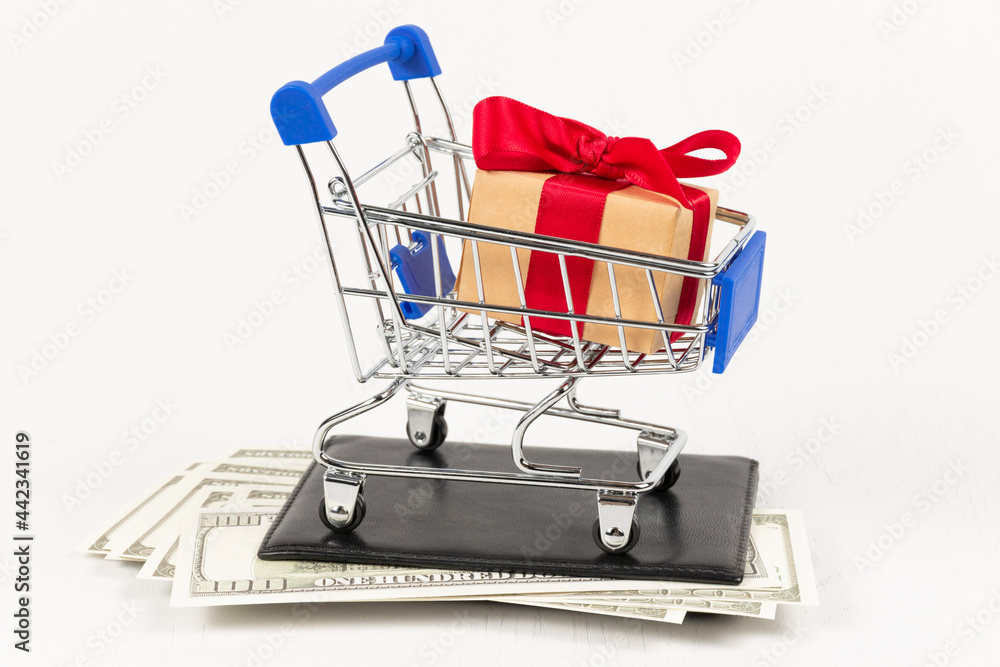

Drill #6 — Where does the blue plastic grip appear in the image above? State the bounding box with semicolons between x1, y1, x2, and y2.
389;231;456;320
271;25;441;146
384;25;441;81
705;231;767;374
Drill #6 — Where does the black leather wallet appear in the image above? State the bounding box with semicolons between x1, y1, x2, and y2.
258;435;758;584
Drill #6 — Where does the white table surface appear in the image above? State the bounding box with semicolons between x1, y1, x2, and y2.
3;1;999;665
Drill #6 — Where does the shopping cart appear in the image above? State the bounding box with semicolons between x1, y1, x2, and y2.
270;25;766;554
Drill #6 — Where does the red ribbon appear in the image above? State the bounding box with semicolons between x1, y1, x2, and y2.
472;96;741;342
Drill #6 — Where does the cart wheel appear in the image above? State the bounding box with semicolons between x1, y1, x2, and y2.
637;459;681;492
318;494;366;533
407;406;447;451
592;516;641;555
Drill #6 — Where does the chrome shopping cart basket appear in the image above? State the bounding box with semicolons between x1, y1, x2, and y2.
270;25;766;554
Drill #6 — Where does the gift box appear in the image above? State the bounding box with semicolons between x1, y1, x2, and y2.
453;96;739;355
456;170;718;354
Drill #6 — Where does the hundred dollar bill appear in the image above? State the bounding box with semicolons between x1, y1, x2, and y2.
105;463;301;561
139;487;292;580
170;509;699;607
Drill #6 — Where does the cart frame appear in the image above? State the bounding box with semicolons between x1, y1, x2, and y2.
270;25;765;553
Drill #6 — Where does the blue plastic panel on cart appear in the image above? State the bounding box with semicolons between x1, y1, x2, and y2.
389;231;456;320
705;231;766;374
271;25;440;146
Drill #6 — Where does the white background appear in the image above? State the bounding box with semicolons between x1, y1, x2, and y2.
3;1;1000;665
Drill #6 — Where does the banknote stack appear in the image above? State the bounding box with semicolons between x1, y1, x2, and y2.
80;448;817;624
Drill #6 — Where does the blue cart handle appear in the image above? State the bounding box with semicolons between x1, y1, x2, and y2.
271;25;441;146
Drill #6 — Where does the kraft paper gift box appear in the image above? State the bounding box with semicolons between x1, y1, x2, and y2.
454;169;718;355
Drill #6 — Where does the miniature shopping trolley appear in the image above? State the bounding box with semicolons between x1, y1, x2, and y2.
270;26;766;554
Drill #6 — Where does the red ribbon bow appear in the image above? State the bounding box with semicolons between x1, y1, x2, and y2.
472;96;741;209
471;96;741;342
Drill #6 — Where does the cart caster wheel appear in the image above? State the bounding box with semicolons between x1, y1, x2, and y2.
407;404;447;451
593;516;641;555
638;459;681;492
319;494;366;533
